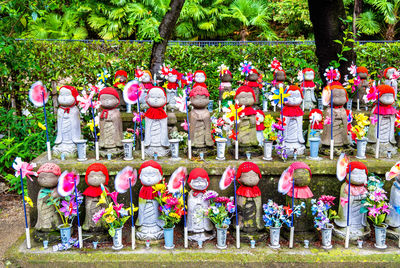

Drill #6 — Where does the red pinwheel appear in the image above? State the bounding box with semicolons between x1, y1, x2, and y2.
115;166;137;194
29;81;49;107
168;167;188;193
219;166;236;190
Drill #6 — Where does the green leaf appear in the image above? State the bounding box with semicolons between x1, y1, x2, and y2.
109;227;115;237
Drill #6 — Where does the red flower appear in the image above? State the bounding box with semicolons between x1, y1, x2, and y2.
283;206;292;216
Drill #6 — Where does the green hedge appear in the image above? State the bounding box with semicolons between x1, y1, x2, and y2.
5;40;400;103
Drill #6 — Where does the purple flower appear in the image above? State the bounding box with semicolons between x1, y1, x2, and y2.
368;205;380;218
203;190;218;201
59;199;77;218
381;204;390;215
92;208;105;224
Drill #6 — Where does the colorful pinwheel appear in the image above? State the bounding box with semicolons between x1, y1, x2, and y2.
324;67;340;82
269;86;290;107
175;94;187;113
12;157;37;182
348;64;357;77
239;60;252;76
269;58;282;72
77;90;100;113
222;102;244;124
97;68;110;84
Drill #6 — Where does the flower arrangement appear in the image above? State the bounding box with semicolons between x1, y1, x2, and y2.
262;199;305;228
311;195;339;229
40;187;83;228
123;129;135;140
263;114;278;141
361;175;390;227
93;185;137;237
273;118;287;161
205;191;235;228
211;115;231;140
153;182;185;229
350;113;370;140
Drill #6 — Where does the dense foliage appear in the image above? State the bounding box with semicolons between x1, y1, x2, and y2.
1;0;398;41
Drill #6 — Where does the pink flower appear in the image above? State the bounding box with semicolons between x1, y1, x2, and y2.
324;116;331;125
77;90;99;113
368;205;380;218
166;197;179;207
215;197;230;203
370;115;377;125
354;76;361;86
319;195;336;206
226;201;235;213
340;197;348;207
381;204;390;214
12;157;37;181
92;208;105;224
113;203;124;217
108;191;119;204
133;112;140;123
181;119;189;131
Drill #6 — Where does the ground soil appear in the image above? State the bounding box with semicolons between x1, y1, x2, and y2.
0;192;25;268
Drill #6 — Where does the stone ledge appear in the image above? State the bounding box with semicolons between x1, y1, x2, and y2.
4;233;400;267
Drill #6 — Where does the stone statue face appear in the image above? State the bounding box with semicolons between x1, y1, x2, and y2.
38;172;59;188
304;71;314;81
100;94;119;109
140;166;162;186
116;75;127;84
380;93;394;105
238;170;260;187
168;74;178;83
358;72;367;79
236;92;255;107
275;71;285;81
248;73;258;81
189;177;209;191
348;168;367;185
332;89;347;106
292;169;311;187
386;68;396;78
142;73;151;83
285;90;302;107
87;171;106;187
195;72;206;83
221;73;232;82
58;87;75;107
190;95;209;109
147;88;167;108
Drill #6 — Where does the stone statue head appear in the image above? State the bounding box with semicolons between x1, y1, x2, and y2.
237;162;261;187
116;75;127;84
293;168;311;187
190;86;210;109
384;67;397;79
235;86;256;107
142;71;152;83
58;86;78;107
146;87;167;108
85;163;109;188
194;71;206;83
167;74;178;83
331;86;347;107
115;70;128;84
377;85;395;105
139;160;163;187
285;86;303;107
37;163;61;188
99;87;120;109
348;168;367;186
247;69;259;81
275;70;286;81
303;68;315;81
188;168;210;191
221;72;232;82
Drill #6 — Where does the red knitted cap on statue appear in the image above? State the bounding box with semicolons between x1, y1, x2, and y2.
357;66;368;74
290;162;311;177
237;162;261;181
115;70;127;78
188;168;210;185
99;87;120;101
235;86;256;102
139;160;163;176
60;85;79;102
194;70;207;79
384;67;396;79
37;163;61;176
249;69;259;75
347;161;368;174
286;85;303;98
377;84;395;98
302;68;315;74
189;85;210;98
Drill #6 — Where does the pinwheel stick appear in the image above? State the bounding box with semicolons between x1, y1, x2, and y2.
233;173;240;249
90;99;99;161
218;81;222;113
345;164;351;249
182;178;188;248
376;90;380;159
235;100;239;160
136;90;145;160
330;82;334;160
73;177;83;249
42;93;51;161
129;178;136;249
289;177;295;248
20;169;31;249
185;85;192;160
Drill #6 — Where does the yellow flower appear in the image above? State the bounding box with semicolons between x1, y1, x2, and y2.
169;212;180;219
222;92;230;100
24;196;33;207
152;183;166;193
104;203;113;216
126;205;139;216
38;122;46;131
96;192;107;206
105;215;116;224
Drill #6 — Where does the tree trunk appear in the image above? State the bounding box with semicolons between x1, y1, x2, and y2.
385;24;395;40
353;0;362;38
308;0;355;86
150;0;186;76
51;81;58;113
